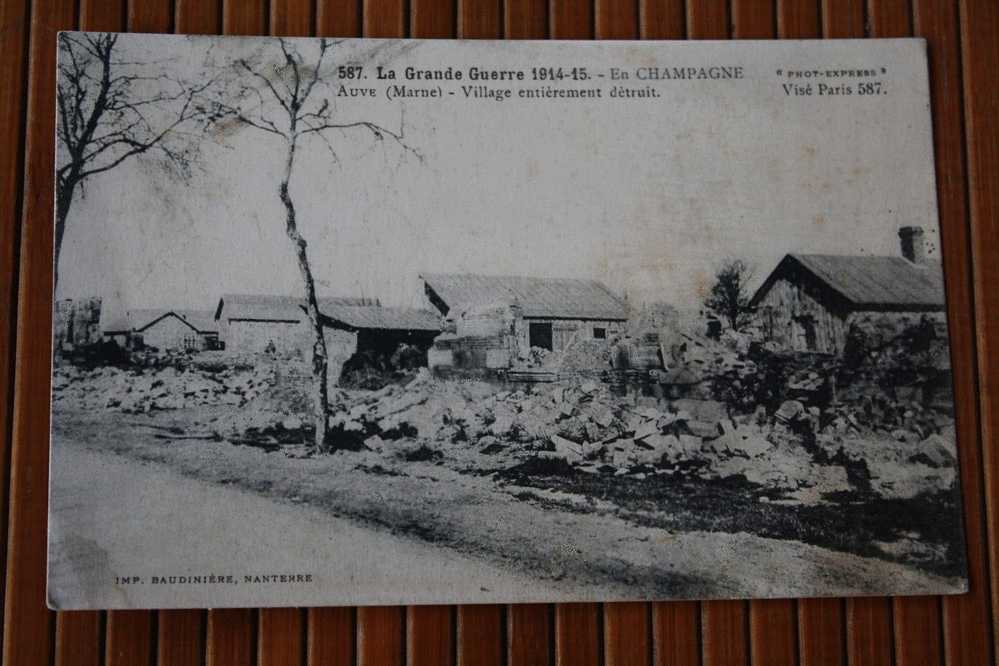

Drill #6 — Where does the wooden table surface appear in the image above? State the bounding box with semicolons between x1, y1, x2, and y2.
1;0;997;664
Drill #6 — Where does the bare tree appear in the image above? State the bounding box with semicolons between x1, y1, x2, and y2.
704;259;754;331
55;33;211;285
211;39;418;452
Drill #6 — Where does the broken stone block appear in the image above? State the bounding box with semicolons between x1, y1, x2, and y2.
550;434;583;462
632;420;659;442
672;398;727;423
775;399;806;425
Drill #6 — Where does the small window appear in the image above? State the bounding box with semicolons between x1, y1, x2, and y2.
593;327;606;340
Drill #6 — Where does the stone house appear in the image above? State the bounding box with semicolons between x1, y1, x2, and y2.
420;272;628;369
102;309;219;351
213;294;378;355
750;226;946;355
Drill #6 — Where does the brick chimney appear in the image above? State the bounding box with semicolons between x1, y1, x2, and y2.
899;226;926;264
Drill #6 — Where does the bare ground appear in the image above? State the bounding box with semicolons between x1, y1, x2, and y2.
48;407;965;608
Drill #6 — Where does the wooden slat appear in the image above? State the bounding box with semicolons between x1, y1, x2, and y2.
318;0;362;37
454;3;502;665
640;17;697;666
744;14;793;666
595;0;636;38
104;1;173;661
846;598;893;666
207;608;255;666
128;0;173;32
176;0;223;33
894;596;942;666
3;1;75;665
842;3;919;664
505;0;546;38
750;600;796;666
733;0;775;39
406;0;459;655
652;601;699;666
158;8;213;666
508;604;553;665
355;5;408;665
878;0;946;659
914;0;997;663
224;0;268;35
594;7;649;666
158;610;205;666
787;12;853;666
256;6;313;666
639;0;683;38
271;0;314;36
551;0;592;38
308;608;355;666
794;4;851;662
960;0;999;663
867;0;910;36
357;606;404;666
686;5;748;665
259;608;305;666
457;605;503;666
821;0;863;36
56;3;124;664
413;0;456;36
203;6;267;663
777;0;818;37
106;610;154;666
638;6;693;666
605;602;650;666
798;598;845;666
701;601;749;666
408;606;455;666
555;603;599;666
364;0;406;37
55;611;102;666
0;0;30;659
686;0;727;39
459;0;501;37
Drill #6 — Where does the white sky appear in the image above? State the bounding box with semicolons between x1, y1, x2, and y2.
56;36;940;319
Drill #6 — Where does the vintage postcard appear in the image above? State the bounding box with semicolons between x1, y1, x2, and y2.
48;33;966;609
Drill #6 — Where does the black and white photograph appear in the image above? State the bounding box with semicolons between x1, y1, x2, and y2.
47;33;967;609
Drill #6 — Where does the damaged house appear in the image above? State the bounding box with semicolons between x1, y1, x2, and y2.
750;226;946;355
213;294;378;355
215;294;440;382
420;272;628;370
102;309;220;351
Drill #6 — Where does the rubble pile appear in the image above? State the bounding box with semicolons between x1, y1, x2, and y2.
305;369;957;503
52;363;276;413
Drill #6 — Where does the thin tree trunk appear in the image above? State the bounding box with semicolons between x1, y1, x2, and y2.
279;137;332;451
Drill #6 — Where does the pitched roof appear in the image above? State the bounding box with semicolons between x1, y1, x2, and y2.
751;254;946;310
321;304;441;332
102;309;218;334
214;294;379;322
421;273;628;320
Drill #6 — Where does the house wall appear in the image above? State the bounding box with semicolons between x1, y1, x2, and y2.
223;319;312;356
139;316;204;351
514;317;624;353
755;278;849;354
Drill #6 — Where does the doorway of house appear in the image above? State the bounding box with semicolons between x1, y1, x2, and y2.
529;322;553;351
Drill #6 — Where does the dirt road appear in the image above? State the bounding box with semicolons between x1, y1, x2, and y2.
48;444;574;609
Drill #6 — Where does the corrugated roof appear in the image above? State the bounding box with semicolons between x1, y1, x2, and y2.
753;254;945;309
321;305;441;331
421;273;628;320
215;294;380;322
